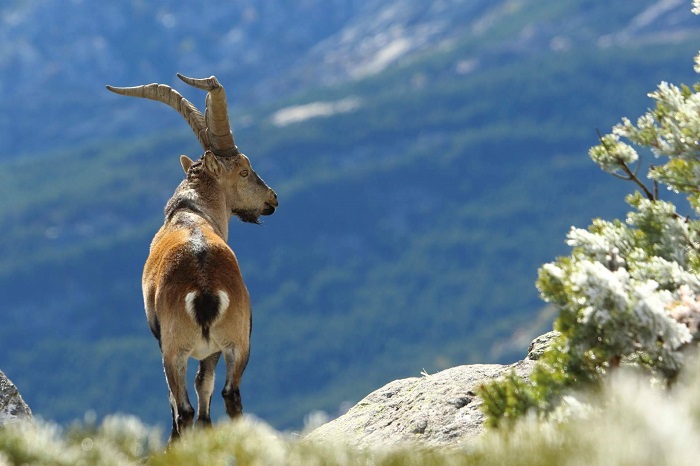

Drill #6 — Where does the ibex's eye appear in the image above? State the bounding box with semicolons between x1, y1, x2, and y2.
240;170;249;177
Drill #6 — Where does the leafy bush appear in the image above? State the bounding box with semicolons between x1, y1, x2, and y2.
479;1;700;428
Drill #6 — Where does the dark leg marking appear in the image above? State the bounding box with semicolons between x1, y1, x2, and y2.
169;404;178;441
221;347;248;419
195;352;221;426
163;352;194;443
167;395;194;442
222;386;243;418
177;403;195;432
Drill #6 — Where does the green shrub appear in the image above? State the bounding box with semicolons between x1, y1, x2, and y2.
479;2;700;428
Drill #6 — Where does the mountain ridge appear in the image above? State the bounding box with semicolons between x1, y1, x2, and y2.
2;0;698;156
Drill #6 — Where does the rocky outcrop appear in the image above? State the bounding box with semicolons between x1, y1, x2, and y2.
0;370;32;426
306;332;559;448
526;330;560;360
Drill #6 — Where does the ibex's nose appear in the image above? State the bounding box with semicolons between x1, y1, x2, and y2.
262;190;278;216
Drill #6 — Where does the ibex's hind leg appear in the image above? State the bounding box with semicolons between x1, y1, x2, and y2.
163;351;194;441
168;395;178;441
195;352;221;426
221;346;250;418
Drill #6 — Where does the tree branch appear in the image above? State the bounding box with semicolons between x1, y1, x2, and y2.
596;129;656;201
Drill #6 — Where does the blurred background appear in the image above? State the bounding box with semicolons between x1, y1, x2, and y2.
1;0;699;431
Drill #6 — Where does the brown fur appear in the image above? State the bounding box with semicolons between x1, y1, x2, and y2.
143;151;277;442
107;75;276;442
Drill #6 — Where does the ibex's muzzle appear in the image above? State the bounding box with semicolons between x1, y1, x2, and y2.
262;191;278;216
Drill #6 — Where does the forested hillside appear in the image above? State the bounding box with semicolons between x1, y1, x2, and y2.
1;0;699;430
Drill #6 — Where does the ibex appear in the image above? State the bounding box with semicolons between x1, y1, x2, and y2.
106;74;278;442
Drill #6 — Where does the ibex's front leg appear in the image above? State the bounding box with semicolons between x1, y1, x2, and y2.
195;352;221;426
163;350;194;441
221;346;250;418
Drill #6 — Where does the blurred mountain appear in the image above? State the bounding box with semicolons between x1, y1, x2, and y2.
2;0;698;156
1;0;700;431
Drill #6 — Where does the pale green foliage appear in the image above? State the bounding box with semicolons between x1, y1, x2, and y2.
542;75;700;380
474;356;700;466
3;360;700;465
538;193;699;378
480;5;700;427
0;414;161;465
588;133;639;174
615;81;700;209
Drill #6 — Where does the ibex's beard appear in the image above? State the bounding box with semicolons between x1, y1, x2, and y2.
234;209;262;224
234;202;275;224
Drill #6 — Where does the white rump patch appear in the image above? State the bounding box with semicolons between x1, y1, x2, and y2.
184;290;229;322
184;289;231;360
185;291;197;320
217;290;230;315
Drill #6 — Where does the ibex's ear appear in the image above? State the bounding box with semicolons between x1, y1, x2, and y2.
201;150;223;177
180;155;195;173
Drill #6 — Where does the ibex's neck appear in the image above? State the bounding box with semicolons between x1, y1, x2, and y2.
165;181;230;241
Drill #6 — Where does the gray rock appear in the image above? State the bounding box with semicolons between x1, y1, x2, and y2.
526;330;560;361
0;370;32;426
305;359;535;448
306;332;561;448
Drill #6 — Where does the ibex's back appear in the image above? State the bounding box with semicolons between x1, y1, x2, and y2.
107;74;277;443
143;211;249;358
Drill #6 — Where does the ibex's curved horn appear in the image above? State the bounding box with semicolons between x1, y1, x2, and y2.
177;73;238;157
106;83;211;151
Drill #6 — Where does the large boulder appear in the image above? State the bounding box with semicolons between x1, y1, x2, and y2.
306;331;559;448
0;370;32;426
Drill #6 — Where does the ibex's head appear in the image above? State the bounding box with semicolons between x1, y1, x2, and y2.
107;73;277;224
180;150;277;224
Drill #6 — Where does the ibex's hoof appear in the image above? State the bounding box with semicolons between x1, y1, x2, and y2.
197;416;213;427
223;387;243;418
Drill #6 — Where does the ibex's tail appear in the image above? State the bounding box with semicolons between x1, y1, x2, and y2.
184;290;229;341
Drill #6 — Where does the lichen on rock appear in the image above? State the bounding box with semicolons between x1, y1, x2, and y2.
305;335;549;448
0;370;32;426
